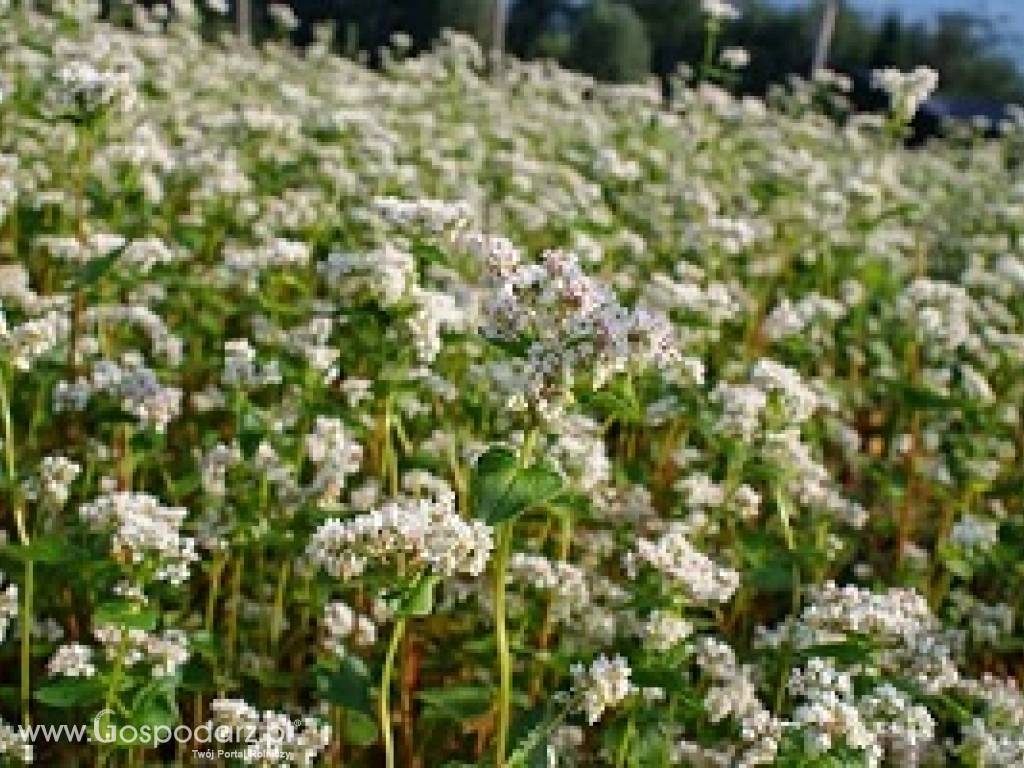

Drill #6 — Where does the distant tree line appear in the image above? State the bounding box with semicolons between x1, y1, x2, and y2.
258;0;1024;103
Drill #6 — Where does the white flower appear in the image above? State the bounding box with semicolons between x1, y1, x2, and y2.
268;3;299;31
209;700;330;766
308;487;493;580
950;515;999;553
0;716;32;763
0;311;69;371
872;66;938;118
304;417;363;508
0;576;18;644
642;610;692;651
571;655;633;724
79;492;198;585
702;0;739;21
630;524;739;603
47;643;96;678
145;630;189;677
720;47;750;69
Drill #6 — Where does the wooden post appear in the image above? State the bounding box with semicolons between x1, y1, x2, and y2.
812;0;839;74
491;0;507;78
237;0;252;45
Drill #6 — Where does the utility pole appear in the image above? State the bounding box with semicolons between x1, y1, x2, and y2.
491;0;507;79
237;0;252;45
812;0;839;74
483;0;507;297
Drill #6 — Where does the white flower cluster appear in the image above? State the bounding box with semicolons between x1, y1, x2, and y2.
871;66;939;118
36;233;125;264
0;265;66;315
0;717;31;764
304;417;363;508
322;600;376;656
92;625;189;677
208;699;331;766
79;492;198;585
50;59;135;116
407;285;470;363
479;247;679;407
949;514;999;553
789;658;879;764
307;488;493;580
570;654;633;725
858;683;936;763
628;524;739;603
896;278;974;358
948;590;1014;645
121;237;185;273
319;245;416;307
760;583;961;694
24;455;80;510
545;725;584;767
221;239;310;288
702;0;739;22
84;304;183;365
0;574;16;644
959;676;1024;766
55;353;183;431
373;197;472;232
508;553;589;623
711;359;818;443
199;443;242;499
0;311;70;371
47;643;96;678
763;294;846;342
749;359;819;425
643;272;745;326
789;658;935;767
720;46;750;69
547;414;611;493
688;636;782;767
222;339;282;389
641;610;693;651
267;3;299;31
794;582;937;645
252;315;338;378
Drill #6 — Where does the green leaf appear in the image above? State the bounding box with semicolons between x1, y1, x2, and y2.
75;242;128;288
129;681;179;735
0;536;78;563
319;656;372;714
342;709;379;747
35;677;106;708
471;447;563;524
93;601;159;631
417;685;494;720
398;573;439;618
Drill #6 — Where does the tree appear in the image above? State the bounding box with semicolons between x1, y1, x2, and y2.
568;0;651;83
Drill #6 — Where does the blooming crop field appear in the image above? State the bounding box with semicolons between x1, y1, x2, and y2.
1;2;1023;767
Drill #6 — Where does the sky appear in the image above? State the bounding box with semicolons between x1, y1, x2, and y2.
774;0;1024;65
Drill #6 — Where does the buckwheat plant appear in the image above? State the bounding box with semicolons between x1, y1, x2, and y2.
0;3;1021;766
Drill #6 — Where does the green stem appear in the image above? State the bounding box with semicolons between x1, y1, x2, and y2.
495;428;538;763
493;521;513;767
226;555;242;673
21;558;32;728
380;616;407;768
271;560;289;649
98;635;128;768
0;365;31;727
615;717;635;767
702;23;719;77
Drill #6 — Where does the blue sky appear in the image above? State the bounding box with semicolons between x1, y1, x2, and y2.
773;1;1024;65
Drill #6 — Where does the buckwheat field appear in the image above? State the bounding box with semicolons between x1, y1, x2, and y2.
1;2;1023;766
